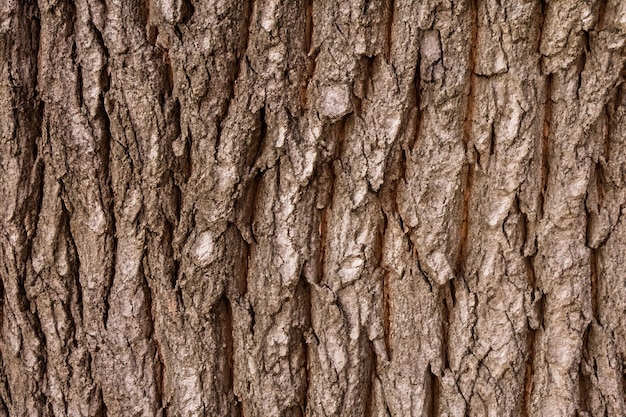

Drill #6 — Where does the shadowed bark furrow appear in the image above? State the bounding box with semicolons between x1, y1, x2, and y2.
1;0;625;416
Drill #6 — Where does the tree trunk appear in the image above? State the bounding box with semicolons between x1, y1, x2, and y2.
1;0;625;416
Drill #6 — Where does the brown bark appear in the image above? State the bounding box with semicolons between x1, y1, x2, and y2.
1;0;625;416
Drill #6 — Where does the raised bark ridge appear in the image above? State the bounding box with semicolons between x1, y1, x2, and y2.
1;0;625;416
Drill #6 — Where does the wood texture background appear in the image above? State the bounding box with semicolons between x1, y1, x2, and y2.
1;0;625;416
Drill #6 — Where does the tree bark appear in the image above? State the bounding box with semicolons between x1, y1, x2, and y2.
1;0;625;416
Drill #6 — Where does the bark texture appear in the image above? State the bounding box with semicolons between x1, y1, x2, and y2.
1;0;626;416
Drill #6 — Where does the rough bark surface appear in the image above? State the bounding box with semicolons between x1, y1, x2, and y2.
1;0;626;416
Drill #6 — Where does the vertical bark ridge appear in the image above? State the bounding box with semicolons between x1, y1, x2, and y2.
1;1;46;415
29;171;100;417
532;0;626;415
444;0;547;415
35;1;128;415
394;1;473;416
579;84;626;417
304;1;393;415
212;1;314;415
96;0;181;413
139;0;252;414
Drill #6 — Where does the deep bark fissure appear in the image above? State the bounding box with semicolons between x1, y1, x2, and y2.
538;73;552;221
